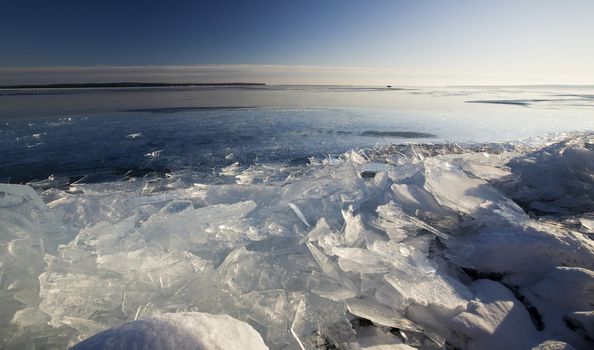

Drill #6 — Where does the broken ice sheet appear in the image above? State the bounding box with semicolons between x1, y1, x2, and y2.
423;157;523;216
75;214;145;255
373;201;449;241
333;247;390;274
369;235;438;278
306;242;358;294
140;200;257;253
39;271;126;336
307;271;358;301
244;290;291;345
3;132;594;349
346;297;423;332
96;249;208;291
290;296;358;350
390;183;447;216
384;271;470;310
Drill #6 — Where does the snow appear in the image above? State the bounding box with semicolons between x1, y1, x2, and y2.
70;312;268;350
446;279;541;350
1;133;594;349
520;267;594;348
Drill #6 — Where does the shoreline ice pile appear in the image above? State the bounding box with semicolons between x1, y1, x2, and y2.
1;132;593;349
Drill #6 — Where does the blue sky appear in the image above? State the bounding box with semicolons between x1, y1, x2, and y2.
1;0;593;85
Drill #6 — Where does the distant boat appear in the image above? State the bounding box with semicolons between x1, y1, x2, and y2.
386;85;392;88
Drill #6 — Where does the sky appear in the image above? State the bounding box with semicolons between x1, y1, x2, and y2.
1;0;594;85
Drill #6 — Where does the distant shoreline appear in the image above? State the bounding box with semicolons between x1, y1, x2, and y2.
0;82;266;89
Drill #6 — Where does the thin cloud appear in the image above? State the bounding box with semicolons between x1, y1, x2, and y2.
0;64;435;86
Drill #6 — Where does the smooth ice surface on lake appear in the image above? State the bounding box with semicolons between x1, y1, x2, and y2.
0;85;593;349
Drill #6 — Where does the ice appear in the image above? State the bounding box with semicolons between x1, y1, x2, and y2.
125;132;142;139
384;272;470;310
356;327;416;350
566;311;594;340
0;184;47;211
243;290;291;345
531;341;577;350
1;133;594;349
520;267;594;348
304;218;344;255
423;157;523;216
346;298;422;332
444;219;594;285
71;312;268;350
500;137;594;214
289;202;312;227
446;280;541;350
290;296;358;350
306;242;358;299
334;247;390;274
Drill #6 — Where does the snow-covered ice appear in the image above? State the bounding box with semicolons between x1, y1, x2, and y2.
70;312;268;350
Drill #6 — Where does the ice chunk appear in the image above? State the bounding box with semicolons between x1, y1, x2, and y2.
390;184;446;215
39;271;126;336
579;216;594;232
445;221;594;285
503;141;594;214
374;235;471;310
307;271;358;301
566;311;594;340
290;297;357;349
125;132;142;139
387;163;425;185
523;267;594;311
374;201;449;241
306;242;358;299
531;340;577;350
71;312;268;350
307;243;356;287
334;247;390;274
304;218;344;255
370;235;438;278
244;290;290;345
355;326;416;350
384;272;470;310
11;307;51;328
0;184;47;211
520;267;594;348
342;209;365;246
289;202;311;227
423;157;523;216
96;249;208;291
76;215;144;255
346;298;422;332
290;298;318;350
453;151;515;181
140;200;256;251
448;280;541;350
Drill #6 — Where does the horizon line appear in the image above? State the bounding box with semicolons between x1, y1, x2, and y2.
1;64;593;87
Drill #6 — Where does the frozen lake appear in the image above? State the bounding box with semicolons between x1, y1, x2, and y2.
0;85;593;349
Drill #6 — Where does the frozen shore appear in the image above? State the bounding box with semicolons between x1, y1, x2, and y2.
1;132;593;349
